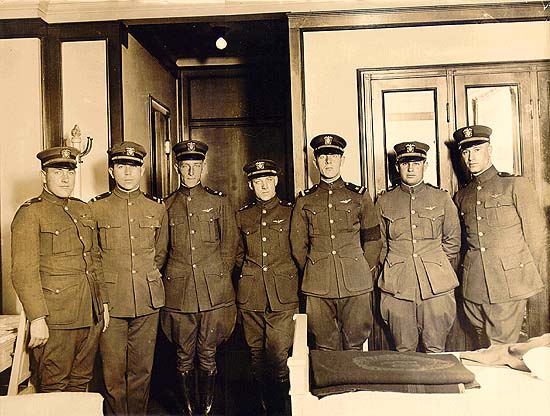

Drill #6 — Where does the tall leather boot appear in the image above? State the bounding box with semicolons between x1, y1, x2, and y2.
199;369;216;416
253;377;268;416
269;380;290;416
178;370;196;416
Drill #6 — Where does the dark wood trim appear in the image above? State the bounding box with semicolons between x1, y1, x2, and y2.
288;2;549;30
122;13;287;26
0;18;48;39
41;36;63;148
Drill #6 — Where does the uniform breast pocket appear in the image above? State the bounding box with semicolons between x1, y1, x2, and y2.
484;197;519;227
40;223;73;254
334;203;360;231
199;211;220;242
268;221;290;247
97;221;123;250
139;218;161;249
381;213;407;239
42;278;81;325
169;214;187;246
417;208;445;238
303;205;327;235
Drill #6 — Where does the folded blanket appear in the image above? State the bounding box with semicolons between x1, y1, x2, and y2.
311;350;476;389
312;382;468;397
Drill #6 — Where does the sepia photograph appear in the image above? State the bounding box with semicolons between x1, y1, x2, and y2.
0;1;549;415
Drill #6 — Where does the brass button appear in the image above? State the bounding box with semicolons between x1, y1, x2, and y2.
132;270;136;274
55;230;59;235
411;196;416;200
478;232;484;237
262;237;267;242
55;289;60;294
477;186;482;190
413;253;418;258
64;206;69;211
331;250;336;255
190;230;196;234
262;222;267;226
262;252;267;257
189;213;193;217
263;267;268;271
411;210;416;215
328;190;333;195
187;197;192;201
480;247;486;252
412;224;417;229
328;203;333;208
330;235;335;239
476;201;481;205
477;216;482;221
262;209;267;214
192;264;197;269
329;219;334;224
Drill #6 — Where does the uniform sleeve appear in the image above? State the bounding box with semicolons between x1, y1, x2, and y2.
514;178;548;276
11;206;49;320
441;192;461;268
221;197;239;274
375;198;388;265
89;202;108;304
154;203;169;270
360;192;383;270
290;197;308;270
234;211;245;270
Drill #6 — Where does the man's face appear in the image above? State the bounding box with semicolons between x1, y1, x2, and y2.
315;153;343;181
110;163;144;191
44;167;76;198
250;175;278;201
177;159;205;188
461;143;492;174
397;160;426;186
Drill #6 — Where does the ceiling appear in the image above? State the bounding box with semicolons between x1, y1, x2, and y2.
128;16;289;71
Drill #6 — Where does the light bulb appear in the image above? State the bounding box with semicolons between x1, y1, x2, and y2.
215;36;227;50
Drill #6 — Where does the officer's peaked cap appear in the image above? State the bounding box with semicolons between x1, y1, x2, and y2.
37;146;79;169
394;141;430;162
108;141;147;166
243;159;278;180
310;134;347;156
173;140;208;161
453;125;492;150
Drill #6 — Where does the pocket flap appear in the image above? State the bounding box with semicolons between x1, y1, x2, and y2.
417;208;444;220
307;251;329;263
41;223;72;234
146;269;162;281
97;220;122;229
339;248;365;260
303;205;326;215
199;211;219;222
268;221;288;232
334;202;359;212
421;252;445;266
500;251;533;270
42;280;80;293
485;197;514;208
381;213;405;223
140;218;161;229
386;252;406;267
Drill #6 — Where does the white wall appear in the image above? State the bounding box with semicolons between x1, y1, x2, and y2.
303;21;550;184
0;38;43;314
62;40;110;201
122;34;177;193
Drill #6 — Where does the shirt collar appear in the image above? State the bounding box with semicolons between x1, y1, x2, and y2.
178;184;202;196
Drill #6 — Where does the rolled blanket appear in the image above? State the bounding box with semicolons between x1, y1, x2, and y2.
310;350;476;392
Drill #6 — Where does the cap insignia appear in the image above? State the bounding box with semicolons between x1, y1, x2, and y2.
464;128;473;138
125;147;135;156
255;161;265;170
405;143;415;153
61;148;71;158
187;142;196;151
324;136;333;145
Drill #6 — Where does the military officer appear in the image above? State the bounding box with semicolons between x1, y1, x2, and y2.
376;141;460;352
160;140;238;416
11;146;108;392
235;159;298;415
290;134;382;351
90;142;168;415
454;125;547;346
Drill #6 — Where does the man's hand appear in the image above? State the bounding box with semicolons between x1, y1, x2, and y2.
102;303;110;332
29;317;49;349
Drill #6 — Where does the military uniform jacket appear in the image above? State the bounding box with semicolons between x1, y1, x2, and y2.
162;185;238;313
90;187;168;318
235;197;299;312
454;166;546;304
376;182;460;301
290;178;382;298
11;190;102;329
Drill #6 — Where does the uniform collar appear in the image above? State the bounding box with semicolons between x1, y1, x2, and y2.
41;189;69;206
399;181;426;194
113;186;141;200
319;177;345;190
256;196;279;210
178;184;202;196
473;165;497;184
